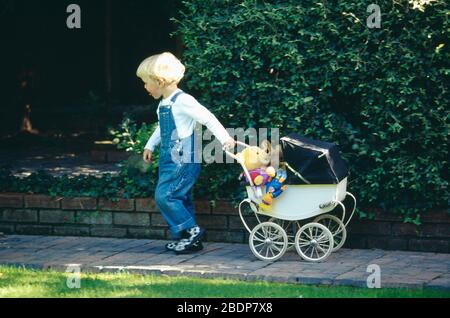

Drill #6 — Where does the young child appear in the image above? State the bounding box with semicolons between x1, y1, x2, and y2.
137;52;235;254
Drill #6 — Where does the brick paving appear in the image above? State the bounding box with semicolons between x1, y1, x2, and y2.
0;235;449;290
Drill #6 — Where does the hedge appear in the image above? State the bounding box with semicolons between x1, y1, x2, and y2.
174;0;449;222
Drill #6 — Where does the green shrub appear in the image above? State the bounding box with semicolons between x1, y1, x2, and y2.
108;113;161;187
0;166;156;200
174;0;449;221
109;113;156;154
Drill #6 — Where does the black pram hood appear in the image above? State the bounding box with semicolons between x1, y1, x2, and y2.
280;133;348;185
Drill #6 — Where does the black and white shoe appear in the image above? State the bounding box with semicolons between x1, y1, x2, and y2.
186;226;205;243
172;226;205;254
166;240;203;252
173;240;204;254
165;241;179;251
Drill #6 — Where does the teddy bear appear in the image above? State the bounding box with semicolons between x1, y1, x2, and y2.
236;141;275;197
236;142;271;171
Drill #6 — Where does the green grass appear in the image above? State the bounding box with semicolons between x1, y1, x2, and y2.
0;265;448;298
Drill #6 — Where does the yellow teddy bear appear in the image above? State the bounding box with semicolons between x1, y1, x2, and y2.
236;141;274;197
236;144;271;171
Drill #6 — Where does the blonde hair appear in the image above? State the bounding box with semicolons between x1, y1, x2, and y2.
136;52;185;86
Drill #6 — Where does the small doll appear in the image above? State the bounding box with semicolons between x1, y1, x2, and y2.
259;168;287;211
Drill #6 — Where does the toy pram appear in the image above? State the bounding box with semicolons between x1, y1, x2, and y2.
225;133;357;262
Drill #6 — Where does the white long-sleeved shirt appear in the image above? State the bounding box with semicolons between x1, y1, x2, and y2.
144;89;231;151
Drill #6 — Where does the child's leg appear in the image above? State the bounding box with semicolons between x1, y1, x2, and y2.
163;189;195;252
183;189;195;218
155;163;202;239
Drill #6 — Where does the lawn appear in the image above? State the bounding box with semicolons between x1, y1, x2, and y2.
0;265;449;298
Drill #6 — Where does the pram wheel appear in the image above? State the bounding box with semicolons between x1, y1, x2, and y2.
295;223;334;262
268;218;300;251
313;214;347;252
249;222;288;261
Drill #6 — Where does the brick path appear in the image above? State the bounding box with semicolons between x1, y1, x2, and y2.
0;235;449;290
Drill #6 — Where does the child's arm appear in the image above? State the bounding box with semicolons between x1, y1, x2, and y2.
143;125;160;164
178;95;233;147
144;125;161;152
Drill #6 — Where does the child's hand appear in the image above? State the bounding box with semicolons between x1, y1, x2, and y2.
143;149;153;164
223;138;236;151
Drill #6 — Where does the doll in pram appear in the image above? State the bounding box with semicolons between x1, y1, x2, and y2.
225;133;357;262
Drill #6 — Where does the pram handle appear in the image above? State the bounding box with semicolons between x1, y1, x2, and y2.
223;141;255;187
235;141;251;148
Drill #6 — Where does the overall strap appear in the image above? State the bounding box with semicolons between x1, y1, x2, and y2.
170;90;184;104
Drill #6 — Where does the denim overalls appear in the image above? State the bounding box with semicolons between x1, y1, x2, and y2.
155;91;202;239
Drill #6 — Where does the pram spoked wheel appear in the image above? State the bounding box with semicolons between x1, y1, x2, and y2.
295;223;334;262
249;222;288;261
268;218;299;251
313;214;347;252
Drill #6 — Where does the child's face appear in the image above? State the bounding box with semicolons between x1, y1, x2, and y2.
143;78;163;99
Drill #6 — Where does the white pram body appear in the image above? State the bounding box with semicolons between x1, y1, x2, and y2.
246;178;348;221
